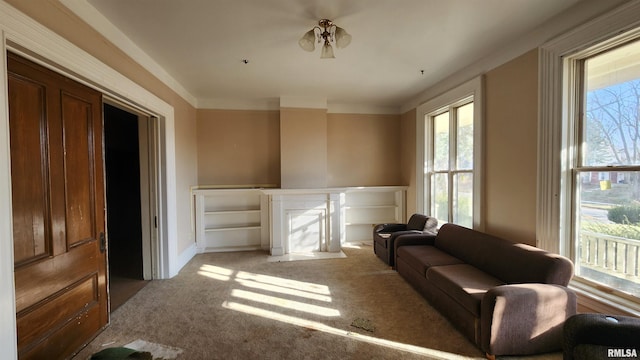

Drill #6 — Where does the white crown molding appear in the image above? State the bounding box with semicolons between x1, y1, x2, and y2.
60;0;198;108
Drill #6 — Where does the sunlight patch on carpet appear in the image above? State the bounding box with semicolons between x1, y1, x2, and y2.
124;339;183;359
222;300;470;359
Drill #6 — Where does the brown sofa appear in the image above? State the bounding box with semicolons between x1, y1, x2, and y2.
394;223;577;357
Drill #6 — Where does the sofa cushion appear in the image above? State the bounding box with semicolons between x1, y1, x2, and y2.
434;224;574;285
407;214;429;231
427;264;505;317
396;245;464;275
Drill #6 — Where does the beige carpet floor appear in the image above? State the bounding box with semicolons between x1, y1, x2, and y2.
72;242;562;360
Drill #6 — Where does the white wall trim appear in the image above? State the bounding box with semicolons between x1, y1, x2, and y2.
0;1;185;356
415;76;484;230
177;242;198;273
0;26;17;360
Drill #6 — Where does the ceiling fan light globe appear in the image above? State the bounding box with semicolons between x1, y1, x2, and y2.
321;42;335;58
334;27;351;49
298;30;316;51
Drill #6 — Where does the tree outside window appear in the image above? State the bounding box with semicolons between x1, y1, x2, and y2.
576;39;640;298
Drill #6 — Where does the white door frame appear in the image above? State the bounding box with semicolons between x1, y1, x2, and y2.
0;2;181;358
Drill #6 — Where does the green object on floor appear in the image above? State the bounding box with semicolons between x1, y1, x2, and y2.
90;347;153;360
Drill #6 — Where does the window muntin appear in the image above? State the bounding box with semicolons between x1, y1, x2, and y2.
573;39;640;300
426;100;474;228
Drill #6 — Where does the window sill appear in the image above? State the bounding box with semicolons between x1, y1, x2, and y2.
570;279;640;317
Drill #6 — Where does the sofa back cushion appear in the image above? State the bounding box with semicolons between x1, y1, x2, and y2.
434;224;574;286
406;214;428;231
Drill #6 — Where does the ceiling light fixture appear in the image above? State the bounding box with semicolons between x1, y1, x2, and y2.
298;19;351;59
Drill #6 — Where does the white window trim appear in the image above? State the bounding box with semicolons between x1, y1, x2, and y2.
538;0;640;315
416;76;484;230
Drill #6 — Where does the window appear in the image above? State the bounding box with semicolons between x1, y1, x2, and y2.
427;101;474;227
538;1;640;313
571;39;640;300
416;77;482;229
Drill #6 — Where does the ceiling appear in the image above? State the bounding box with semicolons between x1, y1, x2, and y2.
69;0;583;111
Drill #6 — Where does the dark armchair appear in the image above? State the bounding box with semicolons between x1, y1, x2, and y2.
373;213;437;266
563;313;640;360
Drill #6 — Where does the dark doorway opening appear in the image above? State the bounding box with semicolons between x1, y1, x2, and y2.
104;103;149;311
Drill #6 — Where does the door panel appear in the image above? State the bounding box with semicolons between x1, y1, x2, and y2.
8;52;108;359
8;76;49;265
16;275;98;349
62;92;98;248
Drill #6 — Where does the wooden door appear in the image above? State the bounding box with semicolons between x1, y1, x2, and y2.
8;52;108;359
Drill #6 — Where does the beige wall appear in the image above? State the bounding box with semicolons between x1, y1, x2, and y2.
484;49;539;245
280;108;328;188
197;109;280;186
327;113;402;187
196;110;405;189
7;0;199;254
400;51;539;242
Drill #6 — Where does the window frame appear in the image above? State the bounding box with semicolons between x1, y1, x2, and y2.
416;76;484;230
538;1;640;314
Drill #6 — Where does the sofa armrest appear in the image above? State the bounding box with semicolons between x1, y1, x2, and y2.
374;223;408;233
481;283;577;356
394;232;437;249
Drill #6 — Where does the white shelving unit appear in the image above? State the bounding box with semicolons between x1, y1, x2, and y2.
193;186;406;253
343;186;406;242
193;188;269;253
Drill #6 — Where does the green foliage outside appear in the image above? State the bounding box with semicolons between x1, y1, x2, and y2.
582;220;640;241
607;204;640;224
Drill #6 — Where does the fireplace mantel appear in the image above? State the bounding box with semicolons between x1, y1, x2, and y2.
262;189;343;256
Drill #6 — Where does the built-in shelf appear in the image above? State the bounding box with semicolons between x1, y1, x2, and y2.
193;188;269;253
205;225;261;232
193;186;406;253
343;186;406;242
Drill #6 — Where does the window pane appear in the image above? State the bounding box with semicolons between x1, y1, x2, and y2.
454;172;473;228
583;40;640;166
576;170;640;297
431;173;449;224
456;103;474;170
433;112;450;171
